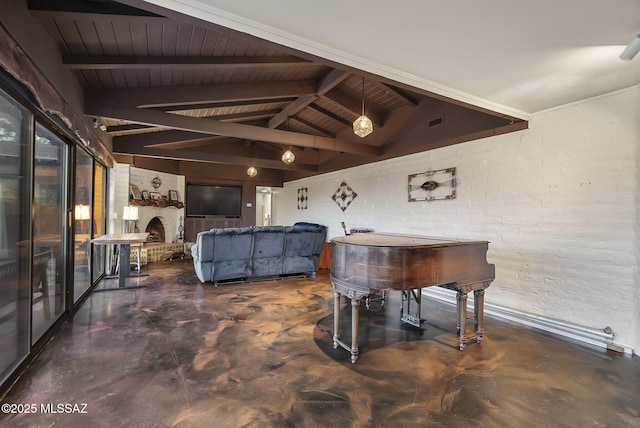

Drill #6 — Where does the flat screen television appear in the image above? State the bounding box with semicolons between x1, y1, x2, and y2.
186;184;242;217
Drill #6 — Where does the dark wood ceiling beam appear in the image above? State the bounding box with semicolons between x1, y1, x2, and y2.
113;130;212;148
150;137;238;150
170;109;280;123
268;70;349;129
306;104;353;128
200;109;281;123
317;69;350;94
86;101;381;156
254;141;284;155
106;123;158;133
86;80;317;108
378;83;418;107
291;117;335;138
115;131;251;153
115;145;317;172
62;55;314;70
320;91;384;127
27;0;167;22
268;95;316;128
152;97;296;112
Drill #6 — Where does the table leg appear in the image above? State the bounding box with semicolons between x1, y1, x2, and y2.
118;243;131;288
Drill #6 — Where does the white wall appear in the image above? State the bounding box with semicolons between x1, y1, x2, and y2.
273;87;639;354
108;164;185;242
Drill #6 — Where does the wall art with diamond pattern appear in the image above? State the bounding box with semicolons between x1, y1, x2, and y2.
332;181;357;211
297;187;308;210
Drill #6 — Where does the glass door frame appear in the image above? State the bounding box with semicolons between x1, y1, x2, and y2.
0;67;110;396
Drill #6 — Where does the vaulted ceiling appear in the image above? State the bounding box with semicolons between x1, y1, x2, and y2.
28;0;527;181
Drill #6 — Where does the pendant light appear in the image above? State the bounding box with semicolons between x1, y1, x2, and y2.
281;150;295;164
353;76;373;138
247;142;258;177
282;116;295;164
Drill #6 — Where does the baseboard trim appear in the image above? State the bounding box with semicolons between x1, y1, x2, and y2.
423;288;633;355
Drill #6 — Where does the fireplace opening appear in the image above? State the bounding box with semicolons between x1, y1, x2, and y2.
145;217;165;243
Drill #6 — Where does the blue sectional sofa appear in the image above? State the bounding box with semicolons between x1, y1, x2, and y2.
191;222;327;284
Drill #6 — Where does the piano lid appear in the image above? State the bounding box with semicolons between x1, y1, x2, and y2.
330;232;489;248
330;232;495;291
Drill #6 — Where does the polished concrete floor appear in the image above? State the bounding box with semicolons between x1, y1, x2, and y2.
1;260;639;427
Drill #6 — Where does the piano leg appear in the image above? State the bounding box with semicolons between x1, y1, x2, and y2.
456;290;468;351
350;298;360;363
330;285;362;363
333;290;341;350
474;289;485;343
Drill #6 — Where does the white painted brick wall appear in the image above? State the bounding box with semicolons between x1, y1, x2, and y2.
274;87;640;353
108;164;185;242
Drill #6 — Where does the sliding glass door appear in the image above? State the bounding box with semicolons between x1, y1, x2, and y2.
31;123;68;343
73;147;93;302
0;73;109;393
0;89;31;385
92;163;106;283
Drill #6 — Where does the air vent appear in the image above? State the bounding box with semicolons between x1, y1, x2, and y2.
428;116;444;127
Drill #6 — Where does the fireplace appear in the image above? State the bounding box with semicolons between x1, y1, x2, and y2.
109;164;186;266
145;217;165;242
135;207;180;243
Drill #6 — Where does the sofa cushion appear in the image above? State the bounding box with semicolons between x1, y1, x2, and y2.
211;227;253;281
283;225;319;274
251;225;285;277
192;230;214;283
291;222;327;260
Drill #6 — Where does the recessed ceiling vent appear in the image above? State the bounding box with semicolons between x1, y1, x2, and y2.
428;116;444;127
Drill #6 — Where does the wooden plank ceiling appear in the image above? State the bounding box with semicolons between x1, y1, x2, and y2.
28;0;527;181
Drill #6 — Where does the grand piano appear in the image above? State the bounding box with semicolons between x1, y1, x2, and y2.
330;233;495;363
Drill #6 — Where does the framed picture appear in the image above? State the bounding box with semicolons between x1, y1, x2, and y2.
169;190;179;201
141;190;149;200
149;191;161;200
408;167;457;202
129;184;142;200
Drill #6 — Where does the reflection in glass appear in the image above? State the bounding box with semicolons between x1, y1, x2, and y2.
74;147;93;302
0;90;30;385
32;123;67;343
92;163;105;283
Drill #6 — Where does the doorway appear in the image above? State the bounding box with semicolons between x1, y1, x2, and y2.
255;187;280;226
